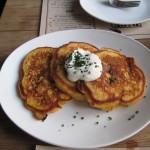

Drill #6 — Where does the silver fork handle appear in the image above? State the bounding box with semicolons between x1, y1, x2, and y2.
118;0;141;7
110;0;141;7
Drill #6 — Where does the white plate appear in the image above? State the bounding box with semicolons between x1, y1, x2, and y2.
0;29;150;149
80;0;150;24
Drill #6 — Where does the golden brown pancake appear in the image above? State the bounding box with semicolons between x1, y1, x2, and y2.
50;42;99;101
77;48;146;110
18;47;71;120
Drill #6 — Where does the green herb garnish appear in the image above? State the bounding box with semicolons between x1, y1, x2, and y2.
75;61;85;67
128;115;135;120
109;77;116;83
108;65;113;75
81;117;84;120
108;117;112;120
128;110;139;121
88;62;93;66
65;52;73;62
95;65;99;68
135;110;139;114
95;122;99;125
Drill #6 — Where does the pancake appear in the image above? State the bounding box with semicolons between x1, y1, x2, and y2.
77;48;146;110
50;42;100;101
18;47;71;120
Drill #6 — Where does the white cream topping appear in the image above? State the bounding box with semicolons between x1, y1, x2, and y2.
65;48;103;82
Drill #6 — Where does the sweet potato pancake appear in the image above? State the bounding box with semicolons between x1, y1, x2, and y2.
77;48;146;110
18;47;71;120
50;42;100;101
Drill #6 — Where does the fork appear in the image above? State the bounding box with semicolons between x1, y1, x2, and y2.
109;0;141;7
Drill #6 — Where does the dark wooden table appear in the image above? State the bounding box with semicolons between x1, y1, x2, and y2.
0;0;150;150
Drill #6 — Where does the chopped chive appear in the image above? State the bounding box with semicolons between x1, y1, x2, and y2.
89;62;93;66
135;110;139;114
95;65;99;68
109;77;116;84
81;117;84;120
108;117;112;120
128;114;135;121
95;122;99;125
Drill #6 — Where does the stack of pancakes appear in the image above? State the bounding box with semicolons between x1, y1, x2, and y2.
18;42;146;120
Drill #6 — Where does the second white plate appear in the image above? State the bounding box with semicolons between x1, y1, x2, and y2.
80;0;150;24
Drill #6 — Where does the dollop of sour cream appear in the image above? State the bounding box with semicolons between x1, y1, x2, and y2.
65;48;103;82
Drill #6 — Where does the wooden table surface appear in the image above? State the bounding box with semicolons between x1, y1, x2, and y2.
0;0;150;150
